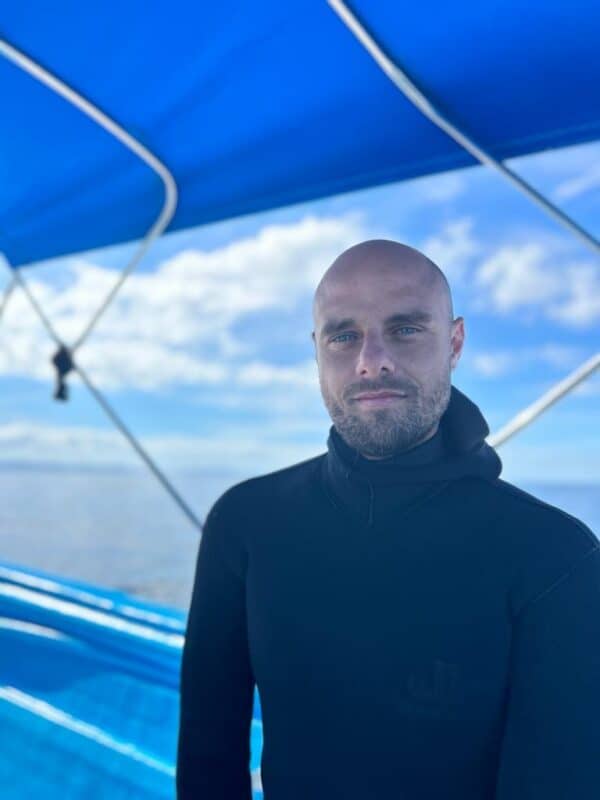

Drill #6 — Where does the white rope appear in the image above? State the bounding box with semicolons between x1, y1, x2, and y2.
487;353;600;448
0;274;17;322
327;0;600;257
76;361;204;531
5;263;203;532
0;38;178;351
11;269;62;346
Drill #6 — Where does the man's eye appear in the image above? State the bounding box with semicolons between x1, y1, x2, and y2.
330;327;418;343
330;325;419;343
395;326;418;335
331;333;356;343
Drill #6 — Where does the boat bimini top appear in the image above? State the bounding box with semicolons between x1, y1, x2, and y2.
0;4;599;798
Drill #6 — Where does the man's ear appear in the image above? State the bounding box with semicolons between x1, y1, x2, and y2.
450;317;465;370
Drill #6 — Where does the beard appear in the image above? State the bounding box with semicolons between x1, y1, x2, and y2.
321;369;452;459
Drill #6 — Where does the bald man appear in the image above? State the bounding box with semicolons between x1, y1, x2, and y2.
177;240;600;799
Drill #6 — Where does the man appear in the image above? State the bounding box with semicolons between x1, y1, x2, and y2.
176;240;600;799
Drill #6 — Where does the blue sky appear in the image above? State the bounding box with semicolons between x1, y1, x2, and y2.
0;140;598;485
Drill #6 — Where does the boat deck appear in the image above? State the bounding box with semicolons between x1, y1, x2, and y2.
0;561;263;798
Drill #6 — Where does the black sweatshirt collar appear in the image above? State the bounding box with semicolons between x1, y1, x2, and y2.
321;385;502;528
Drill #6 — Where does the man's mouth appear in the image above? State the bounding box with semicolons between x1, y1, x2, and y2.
353;391;406;406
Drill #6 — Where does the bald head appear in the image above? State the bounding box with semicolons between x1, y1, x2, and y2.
312;239;453;330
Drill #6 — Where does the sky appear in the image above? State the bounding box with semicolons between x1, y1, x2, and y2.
0;139;599;487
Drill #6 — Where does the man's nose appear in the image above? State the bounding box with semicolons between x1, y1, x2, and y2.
356;335;395;376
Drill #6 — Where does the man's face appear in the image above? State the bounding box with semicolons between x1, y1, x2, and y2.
312;258;464;459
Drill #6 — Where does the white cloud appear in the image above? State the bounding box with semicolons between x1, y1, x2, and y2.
0;215;366;391
80;340;229;391
535;344;590;370
546;262;600;327
414;171;467;203
0;419;327;474
470;351;518;378
473;241;600;327
509;140;600;201
474;243;559;311
419;217;481;283
469;344;587;378
0;421;134;467
552;161;600;201
237;359;318;388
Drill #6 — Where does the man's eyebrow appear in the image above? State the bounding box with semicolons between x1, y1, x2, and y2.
320;311;433;338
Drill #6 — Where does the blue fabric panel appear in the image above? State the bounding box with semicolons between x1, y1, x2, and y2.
1;0;599;266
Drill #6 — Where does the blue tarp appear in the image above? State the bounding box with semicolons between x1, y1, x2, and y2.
0;560;264;798
1;0;599;267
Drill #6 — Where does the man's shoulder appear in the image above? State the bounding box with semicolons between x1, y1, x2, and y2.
473;477;599;617
457;474;598;571
211;452;326;514
481;476;597;546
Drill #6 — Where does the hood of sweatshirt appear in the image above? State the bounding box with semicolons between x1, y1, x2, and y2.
321;384;502;528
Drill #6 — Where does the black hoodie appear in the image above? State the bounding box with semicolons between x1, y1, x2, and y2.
177;386;600;799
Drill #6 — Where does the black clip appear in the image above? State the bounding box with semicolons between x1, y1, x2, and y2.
51;345;74;401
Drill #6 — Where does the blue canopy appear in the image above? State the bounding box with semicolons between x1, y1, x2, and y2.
1;7;599;798
1;0;599;268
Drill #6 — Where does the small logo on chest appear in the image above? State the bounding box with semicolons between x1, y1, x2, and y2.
406;659;461;705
